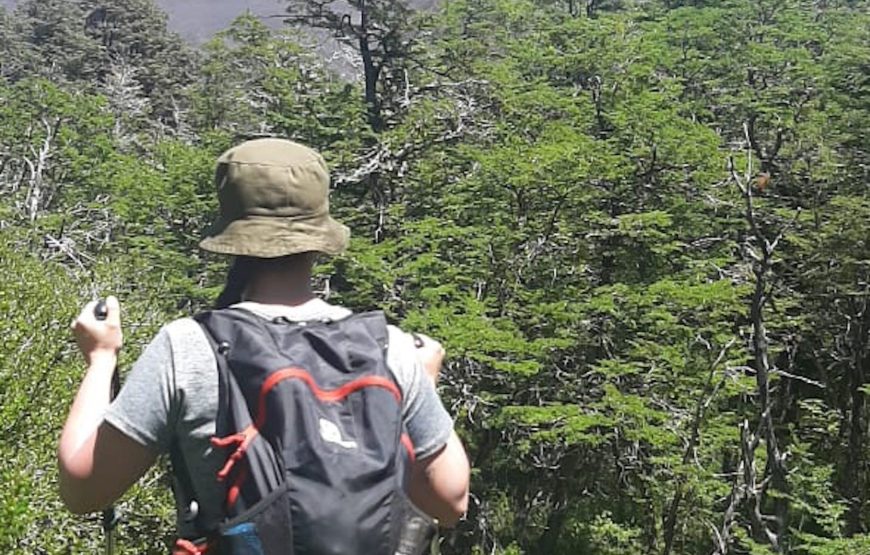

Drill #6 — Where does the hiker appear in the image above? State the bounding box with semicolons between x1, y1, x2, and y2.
58;138;471;554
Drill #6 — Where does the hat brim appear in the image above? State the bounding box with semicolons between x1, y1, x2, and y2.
199;213;350;258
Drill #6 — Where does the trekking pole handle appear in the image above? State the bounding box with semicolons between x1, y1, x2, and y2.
94;299;109;321
93;299;120;396
94;298;120;553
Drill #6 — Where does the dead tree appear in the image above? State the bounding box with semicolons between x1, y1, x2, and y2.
712;122;797;554
22;117;60;222
102;59;150;146
282;0;419;133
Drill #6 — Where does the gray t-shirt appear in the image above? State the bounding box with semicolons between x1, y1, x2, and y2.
104;299;453;536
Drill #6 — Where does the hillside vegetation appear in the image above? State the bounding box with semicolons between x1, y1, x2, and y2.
0;0;868;553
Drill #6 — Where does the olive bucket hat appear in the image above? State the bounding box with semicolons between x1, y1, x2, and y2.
199;138;350;258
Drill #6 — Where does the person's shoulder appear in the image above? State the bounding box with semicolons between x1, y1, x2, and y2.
157;316;212;355
162;316;205;337
384;324;422;386
156;316;217;376
386;324;415;349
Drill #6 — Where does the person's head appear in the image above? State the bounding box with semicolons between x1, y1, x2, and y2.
198;138;349;307
213;253;315;309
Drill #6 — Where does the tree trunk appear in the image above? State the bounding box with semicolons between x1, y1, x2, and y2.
358;0;383;133
845;297;869;533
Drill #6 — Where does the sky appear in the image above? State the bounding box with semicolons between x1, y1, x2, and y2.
0;0;437;77
0;0;285;43
151;0;285;43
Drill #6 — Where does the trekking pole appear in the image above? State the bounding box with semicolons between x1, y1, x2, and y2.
94;299;120;555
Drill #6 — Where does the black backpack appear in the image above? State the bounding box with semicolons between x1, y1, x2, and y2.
172;308;437;555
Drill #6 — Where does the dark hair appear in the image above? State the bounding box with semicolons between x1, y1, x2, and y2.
215;257;258;309
214;253;315;309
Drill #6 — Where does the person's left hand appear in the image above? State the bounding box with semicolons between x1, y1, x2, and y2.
413;333;445;385
71;296;123;366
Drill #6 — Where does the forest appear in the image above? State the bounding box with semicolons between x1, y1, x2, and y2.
0;0;868;553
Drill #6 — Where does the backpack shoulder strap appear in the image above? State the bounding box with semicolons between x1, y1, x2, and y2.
169;439;206;538
193;309;285;514
350;310;390;351
167;310;239;539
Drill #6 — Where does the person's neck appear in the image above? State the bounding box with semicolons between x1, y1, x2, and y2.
242;274;315;307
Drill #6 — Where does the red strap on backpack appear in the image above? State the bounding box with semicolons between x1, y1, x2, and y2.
172;538;211;555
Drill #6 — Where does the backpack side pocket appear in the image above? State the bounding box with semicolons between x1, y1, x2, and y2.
394;491;439;555
217;482;293;555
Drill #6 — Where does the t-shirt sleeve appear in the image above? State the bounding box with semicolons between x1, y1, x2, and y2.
103;326;178;453
386;325;454;460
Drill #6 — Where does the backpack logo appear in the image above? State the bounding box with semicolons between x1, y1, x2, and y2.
319;418;358;449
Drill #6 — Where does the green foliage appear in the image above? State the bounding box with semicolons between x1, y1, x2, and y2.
0;0;868;553
13;0;195;122
794;533;870;555
0;229;170;553
191;14;369;160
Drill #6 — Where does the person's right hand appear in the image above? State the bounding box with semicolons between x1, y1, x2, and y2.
413;333;445;385
71;296;123;366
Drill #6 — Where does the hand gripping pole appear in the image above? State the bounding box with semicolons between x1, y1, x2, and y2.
95;300;121;555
